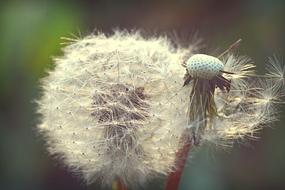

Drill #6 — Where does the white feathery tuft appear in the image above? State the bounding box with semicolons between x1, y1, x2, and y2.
203;54;284;146
266;55;285;88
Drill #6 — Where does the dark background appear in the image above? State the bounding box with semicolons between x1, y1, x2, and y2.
0;0;285;190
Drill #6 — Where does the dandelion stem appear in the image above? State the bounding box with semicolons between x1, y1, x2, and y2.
112;180;128;190
165;140;191;190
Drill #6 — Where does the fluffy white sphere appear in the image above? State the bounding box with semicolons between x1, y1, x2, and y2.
37;31;193;187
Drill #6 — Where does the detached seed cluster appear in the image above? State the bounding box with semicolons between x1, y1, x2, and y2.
186;54;224;79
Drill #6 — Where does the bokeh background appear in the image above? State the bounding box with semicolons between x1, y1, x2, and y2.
0;0;285;190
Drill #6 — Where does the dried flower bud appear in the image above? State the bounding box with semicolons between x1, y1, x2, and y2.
186;54;224;79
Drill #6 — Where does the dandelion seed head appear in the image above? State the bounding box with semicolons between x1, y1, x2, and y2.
37;31;194;187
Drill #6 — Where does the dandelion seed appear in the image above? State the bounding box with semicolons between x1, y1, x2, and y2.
266;55;285;87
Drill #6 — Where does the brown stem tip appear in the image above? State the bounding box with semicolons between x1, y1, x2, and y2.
112;180;128;190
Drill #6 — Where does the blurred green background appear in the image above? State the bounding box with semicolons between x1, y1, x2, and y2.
0;0;284;190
